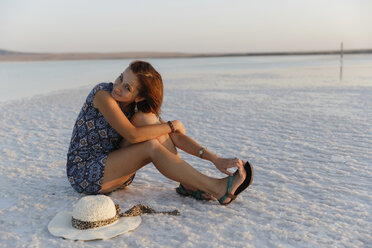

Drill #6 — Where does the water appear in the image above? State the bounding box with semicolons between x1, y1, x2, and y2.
0;54;371;102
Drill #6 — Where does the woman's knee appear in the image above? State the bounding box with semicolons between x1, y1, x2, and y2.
132;111;177;155
131;111;160;126
143;139;161;155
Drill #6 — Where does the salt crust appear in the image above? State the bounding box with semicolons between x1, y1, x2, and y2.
1;56;372;246
72;195;117;222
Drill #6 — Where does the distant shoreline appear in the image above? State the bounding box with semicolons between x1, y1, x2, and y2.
1;49;371;62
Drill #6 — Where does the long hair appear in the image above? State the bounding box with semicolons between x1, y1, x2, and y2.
129;60;163;116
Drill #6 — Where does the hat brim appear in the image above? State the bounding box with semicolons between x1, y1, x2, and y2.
48;211;141;240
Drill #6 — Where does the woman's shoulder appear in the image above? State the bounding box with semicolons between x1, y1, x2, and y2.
92;82;113;94
86;82;113;104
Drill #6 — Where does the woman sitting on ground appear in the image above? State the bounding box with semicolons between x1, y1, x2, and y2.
66;60;253;205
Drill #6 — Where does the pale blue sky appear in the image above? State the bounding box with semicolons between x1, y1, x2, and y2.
0;0;371;53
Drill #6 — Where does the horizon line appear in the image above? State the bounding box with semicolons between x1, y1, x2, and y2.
1;48;372;62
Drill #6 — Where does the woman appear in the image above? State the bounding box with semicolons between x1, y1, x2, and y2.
66;60;253;205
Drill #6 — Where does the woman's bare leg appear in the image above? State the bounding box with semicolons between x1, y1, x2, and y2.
131;112;211;193
130;112;178;155
129;112;211;198
102;112;177;192
101;112;246;203
102;137;245;202
117;112;210;196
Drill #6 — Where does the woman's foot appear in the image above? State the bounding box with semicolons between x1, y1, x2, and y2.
177;184;214;201
215;162;248;205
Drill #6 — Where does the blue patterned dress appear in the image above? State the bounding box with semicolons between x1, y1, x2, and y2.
66;82;134;194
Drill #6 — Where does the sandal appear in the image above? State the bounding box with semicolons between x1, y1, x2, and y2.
176;184;213;201
218;161;254;205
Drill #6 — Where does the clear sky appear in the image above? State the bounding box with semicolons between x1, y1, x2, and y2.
0;0;371;53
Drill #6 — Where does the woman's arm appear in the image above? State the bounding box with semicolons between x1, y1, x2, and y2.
161;119;243;176
93;90;182;144
170;132;218;162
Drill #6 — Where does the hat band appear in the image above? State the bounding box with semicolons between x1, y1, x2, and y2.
71;204;121;230
72;214;119;230
71;204;180;230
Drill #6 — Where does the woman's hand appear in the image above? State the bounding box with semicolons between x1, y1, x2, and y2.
213;157;245;176
172;120;186;135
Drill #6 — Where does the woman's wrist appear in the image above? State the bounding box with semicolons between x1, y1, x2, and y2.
198;147;206;158
167;121;175;133
209;153;220;164
199;147;219;163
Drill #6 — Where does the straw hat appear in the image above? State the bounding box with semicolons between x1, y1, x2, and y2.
48;195;141;240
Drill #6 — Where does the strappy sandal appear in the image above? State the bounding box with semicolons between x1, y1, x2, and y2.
176;184;213;201
218;161;254;205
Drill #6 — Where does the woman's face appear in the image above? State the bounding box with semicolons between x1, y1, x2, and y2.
111;67;141;104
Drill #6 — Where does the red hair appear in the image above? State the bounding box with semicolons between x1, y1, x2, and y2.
130;61;163;115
